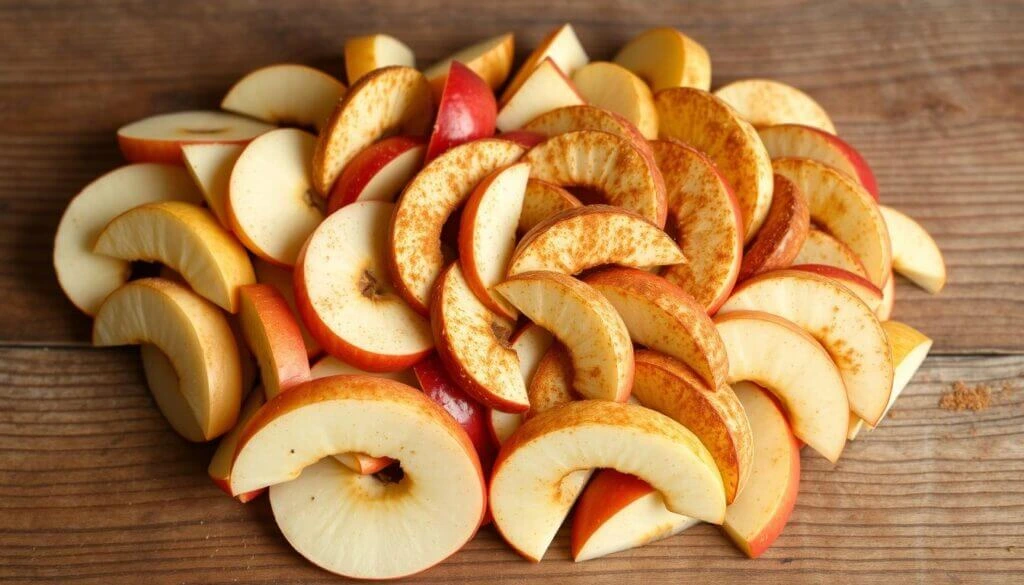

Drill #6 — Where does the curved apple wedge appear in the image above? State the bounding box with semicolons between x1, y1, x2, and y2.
221;64;346;131
229;376;485;580
738;173;810;281
518;179;581;234
237;284;311;400
490;400;726;562
758;124;878;199
94;279;243;441
715;311;848;462
326;136;426;212
614;27;711;92
795;228;869;278
714;79;836;134
572;62;658;139
117;110;274;164
94;201;255;312
140;345;207;442
252;259;321;358
789;264;883;313
880;205;946;294
523;105;651;157
488;325;554;444
208;387;266;502
495;271;633;402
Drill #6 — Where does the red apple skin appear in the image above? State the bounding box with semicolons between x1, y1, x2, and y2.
425;62;498;163
497;130;546;148
326;136;426;213
788;263;883;300
766;124;879;201
412;354;496;468
239;284;312;398
571;469;656;559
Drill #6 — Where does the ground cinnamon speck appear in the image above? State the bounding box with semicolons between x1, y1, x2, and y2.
939;381;992;412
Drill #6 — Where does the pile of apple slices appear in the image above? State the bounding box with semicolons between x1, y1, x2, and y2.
53;23;947;580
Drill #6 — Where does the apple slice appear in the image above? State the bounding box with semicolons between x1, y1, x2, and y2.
878;271;896;320
139;344;207;442
413;355;496;467
613;27;711;92
459;162;529;318
738;173;810;281
789;264;884;313
496;58;584;132
495;271;633;402
488;324;553;445
53;163;203;315
181;143;244;228
326;136;425;212
94;278;242;441
252;259;321;358
94;201;255;312
490;400;726;562
237;284;311;400
773;158;891;287
389;138;525;313
296;201;434;371
527;343;578;415
208;387;266;502
117;110;274;164
572;61;658;139
426;62;498;162
794;228;869;278
508;205;684;277
312;66;433;195
655;88;773;241
230;376;485;579
877;320;933;424
345;33;416;84
720;269;894;426
524;130;668;226
723;381;801;558
715;310;848;462
227;128;324;267
518;179;581;234
522;104;652;157
879;205;946;294
422;33;515;97
221;64;346;131
500;23;588;104
650;140;743;312
714;79;837;134
758;124;878;199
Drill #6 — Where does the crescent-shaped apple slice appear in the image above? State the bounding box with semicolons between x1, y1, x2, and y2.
116;111;274;164
230;376;485;580
94;201;255;313
758;123;878;199
208;387;266;502
720;269;894;426
490;400;726;562
794;228;869;278
495;271;633;402
508;205;684;277
523;130;668;227
237;284;311;400
714;310;848;462
879;205;946;294
789;264;883;313
221;64;346;131
738;173;810;281
518;179;582;234
94;278;243;441
714;79;836;134
523;104;653;157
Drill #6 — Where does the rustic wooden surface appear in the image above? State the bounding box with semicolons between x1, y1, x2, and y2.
0;0;1021;583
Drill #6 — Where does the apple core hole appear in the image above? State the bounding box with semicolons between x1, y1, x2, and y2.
373;461;405;485
360;269;385;299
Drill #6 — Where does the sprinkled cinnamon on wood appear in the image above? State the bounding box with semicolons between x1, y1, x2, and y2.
939;381;992;412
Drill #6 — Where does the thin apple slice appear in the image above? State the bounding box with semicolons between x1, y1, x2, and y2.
879;205;946;294
426;62;498;162
488;324;553;444
522;104;652;158
252;259;321;358
758;124;878;199
490;400;726;562
794;228;869;278
877;321;933;425
423;33;515;97
296;201;434;371
518;179;581;234
94;201;255;312
228;128;324;267
208;387;266;502
878;271;896;320
312;66;433;195
500;24;588;104
773;158;891;287
720;269;894;426
714;79;836;134
390;138;525;313
326;136;425;212
54;163;203;315
140;344;208;442
614;27;711;92
117;110;274;164
221;64;346;131
572;61;658;139
715;310;848;462
496;58;584;132
237;284;311;400
738;173;810;281
94;278;242;441
655;88;773;241
789;264;884;313
650;140;743;313
181;143;244;228
345;34;416;84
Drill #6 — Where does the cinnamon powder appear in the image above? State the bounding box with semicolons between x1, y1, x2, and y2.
939;381;992;412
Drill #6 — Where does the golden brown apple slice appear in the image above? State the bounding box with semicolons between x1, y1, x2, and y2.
650;140;743;312
490;400;726;562
879;205;946;294
344;34;416;84
738;173;810;281
572;62;658;139
524;130;668;226
614;27;711;91
181;143;244;229
500;24;588;104
230;376;485;580
94;278;242;441
54;163;203;315
208;387;266;502
518;179;582;234
758;123;878;199
522;104;652;157
252;259;321;358
221;64;346;131
423;33;515;97
237;284;311;400
312;66;433;195
496;271;633;402
487;324;554;444
496;58;584;132
794;228;869;278
94;201;255;312
714;79;836;134
117;110;274;164
655;88;773;241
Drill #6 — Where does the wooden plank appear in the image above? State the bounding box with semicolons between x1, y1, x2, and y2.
0;347;1020;583
0;0;1021;351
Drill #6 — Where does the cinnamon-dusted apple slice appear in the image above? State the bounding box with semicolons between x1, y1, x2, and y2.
738;173;810;281
518;179;582;234
221;64;346;131
326;136;426;212
181;143;244;228
490;400;726;562
390;138;525;313
655;88;773;241
423;33;515;97
94;278;242;441
94;201;255;312
252;259;321;358
496;58;584;133
527;343;578;415
613;27;711;92
488;324;553;444
794;229;869;278
431;263;527;412
714;79;836;134
522;104;652;157
880;205;946;294
758;124;878;199
773;158;891;287
231;376;485;579
500;23;588;104
877;271;896;320
495;271;633;402
650;140;742;312
208;387;266;502
312;66;433;195
715;310;848;462
720;269;894;426
344;34;416;83
572;62;659;139
117;111;274;164
524;130;668;227
237;284;310;400
789;264;884;313
508;205;683;277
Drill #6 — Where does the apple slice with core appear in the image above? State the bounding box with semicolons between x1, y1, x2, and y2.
614;27;711;92
208;387;266;502
426;62;498;162
789;264;884;313
423;33;514;97
518;179;581;234
738;173;810;281
496;58;584;132
326;136;426;212
181;143;244;228
500;23;588;104
488;324;553;444
572;61;659;139
237;284;311;400
758;124;878;199
221;64;346;131
117;110;274;164
714;79;836;134
345;34;416;84
880;205;946;294
252;259;321;358
523;104;652;158
794;228;869;278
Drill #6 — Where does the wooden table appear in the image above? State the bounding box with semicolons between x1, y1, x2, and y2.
1;0;1021;582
